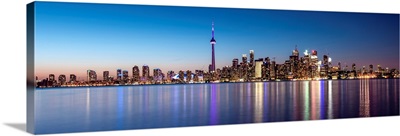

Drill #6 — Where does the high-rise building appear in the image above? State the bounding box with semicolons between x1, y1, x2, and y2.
242;54;247;64
103;71;109;81
116;69;122;81
49;74;55;82
210;19;217;72
255;59;263;78
186;70;192;82
123;70;129;82
270;61;276;80
232;58;239;69
142;65;150;82
153;68;162;83
321;55;329;78
249;50;254;66
310;50;319;78
290;46;300;78
369;64;373;74
87;70;97;82
58;74;66;85
69;74;76;83
132;65;140;83
166;71;175;82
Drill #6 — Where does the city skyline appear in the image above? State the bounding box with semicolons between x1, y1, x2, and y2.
35;2;399;80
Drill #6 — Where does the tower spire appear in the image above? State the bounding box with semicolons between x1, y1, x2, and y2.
212;19;215;38
210;19;216;72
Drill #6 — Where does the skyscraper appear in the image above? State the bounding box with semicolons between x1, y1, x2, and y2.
87;70;97;82
132;65;140;83
69;74;76;83
249;50;254;66
122;70;129;82
255;58;263;78
116;69;122;81
58;74;66;85
142;65;150;82
210;19;216;72
103;71;109;81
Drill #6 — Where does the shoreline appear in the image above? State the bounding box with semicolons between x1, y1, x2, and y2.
35;78;399;90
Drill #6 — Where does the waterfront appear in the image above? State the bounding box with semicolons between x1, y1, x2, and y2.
35;79;399;134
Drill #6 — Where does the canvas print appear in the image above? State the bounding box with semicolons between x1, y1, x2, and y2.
27;1;399;134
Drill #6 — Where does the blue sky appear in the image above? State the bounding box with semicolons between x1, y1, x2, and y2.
34;2;399;80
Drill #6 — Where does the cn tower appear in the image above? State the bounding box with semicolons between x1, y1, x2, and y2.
210;19;216;72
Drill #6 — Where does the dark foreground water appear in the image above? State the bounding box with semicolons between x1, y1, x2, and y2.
35;79;399;134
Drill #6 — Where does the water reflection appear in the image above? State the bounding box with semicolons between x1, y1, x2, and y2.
35;79;400;134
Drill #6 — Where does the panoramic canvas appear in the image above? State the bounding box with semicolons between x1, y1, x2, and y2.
27;1;399;134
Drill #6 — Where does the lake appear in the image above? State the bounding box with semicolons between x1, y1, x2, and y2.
34;79;399;134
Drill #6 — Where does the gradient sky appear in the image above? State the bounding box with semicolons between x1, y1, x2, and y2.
34;2;399;80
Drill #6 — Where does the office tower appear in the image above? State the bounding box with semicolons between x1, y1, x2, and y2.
166;71;175;82
142;65;150;82
186;70;192;82
153;68;162;83
58;74;66;85
310;50;318;78
87;70;97;81
255;58;263;78
103;71;109;81
338;62;342;70
116;69;122;81
69;74;77;83
249;50;254;66
321;55;329;78
123;70;129;82
132;65;140;83
270;61;276;80
249;50;255;78
49;74;55;82
290;46;300;78
242;54;247;64
262;57;271;80
232;58;239;69
369;64;373;74
210;19;217;72
179;70;185;81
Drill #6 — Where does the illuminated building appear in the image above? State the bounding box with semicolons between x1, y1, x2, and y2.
310;50;319;79
132;65;140;83
270;61;276;80
186;70;192;82
116;69;122;81
178;70;184;81
210;19;217;72
369;65;373;74
48;74;56;86
103;71;109;81
320;55;329;78
242;54;247;64
69;74;76;83
289;46;299;78
166;71;175;82
232;58;239;69
87;70;97;82
123;70;129;83
49;74;55;82
195;70;204;82
255;58;263;78
153;68;162;83
142;65;150;82
58;74;66;85
249;50;255;79
262;57;270;80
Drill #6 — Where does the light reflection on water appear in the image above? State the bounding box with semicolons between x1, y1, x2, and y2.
35;79;399;134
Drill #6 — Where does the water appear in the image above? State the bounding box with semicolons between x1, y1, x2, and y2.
34;79;399;134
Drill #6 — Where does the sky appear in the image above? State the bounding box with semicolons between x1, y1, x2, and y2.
34;2;399;80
